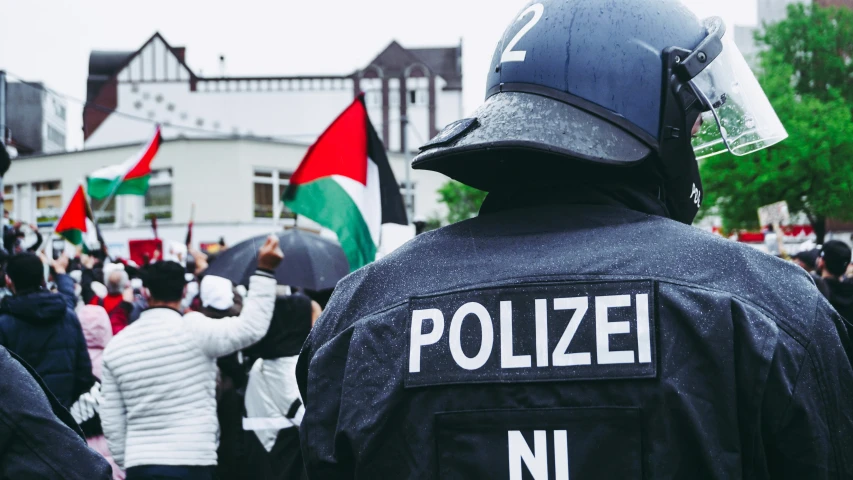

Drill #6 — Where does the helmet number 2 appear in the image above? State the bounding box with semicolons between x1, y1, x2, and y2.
500;3;545;64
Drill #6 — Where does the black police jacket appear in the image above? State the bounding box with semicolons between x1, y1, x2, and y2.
297;190;853;479
0;346;112;479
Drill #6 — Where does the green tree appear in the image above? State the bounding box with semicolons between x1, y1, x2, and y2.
699;4;853;243
436;181;488;224
760;3;853;104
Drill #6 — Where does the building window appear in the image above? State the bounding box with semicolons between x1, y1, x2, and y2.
3;184;16;219
409;90;428;106
33;181;62;226
279;172;295;219
400;181;416;217
365;90;382;107
254;173;274;218
47;125;65;147
254;170;295;220
53;99;66;120
144;169;173;220
91;196;116;225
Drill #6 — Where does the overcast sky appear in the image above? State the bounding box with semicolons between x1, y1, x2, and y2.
0;0;758;150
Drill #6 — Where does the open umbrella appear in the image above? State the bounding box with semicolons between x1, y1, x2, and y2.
203;229;349;291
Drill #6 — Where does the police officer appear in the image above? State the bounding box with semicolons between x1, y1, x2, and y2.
297;0;853;477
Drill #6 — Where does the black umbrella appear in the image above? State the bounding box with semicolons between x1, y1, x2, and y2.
204;229;349;291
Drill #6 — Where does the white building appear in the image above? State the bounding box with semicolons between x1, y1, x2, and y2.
76;32;463;229
84;33;463;155
4;137;450;258
0;33;465;256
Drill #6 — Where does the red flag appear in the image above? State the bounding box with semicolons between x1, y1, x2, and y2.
130;239;163;267
55;185;93;246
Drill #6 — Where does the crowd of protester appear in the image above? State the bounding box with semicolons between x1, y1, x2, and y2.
1;220;852;478
0;235;321;479
793;240;853;323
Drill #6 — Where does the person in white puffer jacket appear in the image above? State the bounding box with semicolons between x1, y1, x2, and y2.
100;236;283;480
242;289;320;480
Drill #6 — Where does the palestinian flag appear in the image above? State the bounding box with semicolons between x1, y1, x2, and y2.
284;96;407;271
55;185;99;249
88;125;162;199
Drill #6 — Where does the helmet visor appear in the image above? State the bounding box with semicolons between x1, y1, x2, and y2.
690;20;787;159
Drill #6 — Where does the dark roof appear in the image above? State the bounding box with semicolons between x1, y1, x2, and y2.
361;41;426;77
361;41;463;90
86;33;197;105
87;50;134;104
85;33;198;140
409;46;463;90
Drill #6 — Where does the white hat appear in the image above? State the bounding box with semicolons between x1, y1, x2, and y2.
102;262;125;276
200;275;234;311
90;281;107;299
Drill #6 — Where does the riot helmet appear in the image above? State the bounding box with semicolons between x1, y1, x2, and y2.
413;0;787;224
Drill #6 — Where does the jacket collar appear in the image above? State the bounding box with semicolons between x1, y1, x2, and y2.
139;306;184;321
479;183;670;218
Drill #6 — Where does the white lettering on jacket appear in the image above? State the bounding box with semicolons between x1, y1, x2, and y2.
409;294;652;373
508;430;570;480
409;309;444;373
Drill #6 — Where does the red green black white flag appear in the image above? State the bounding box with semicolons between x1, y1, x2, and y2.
283;96;407;271
88;125;162;200
54;185;99;250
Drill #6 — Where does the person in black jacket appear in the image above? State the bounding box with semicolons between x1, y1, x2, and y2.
0;345;112;479
297;1;853;478
243;291;317;480
818;241;853;323
793;248;831;298
0;252;96;408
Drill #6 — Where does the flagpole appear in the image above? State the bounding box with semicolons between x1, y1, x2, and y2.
93;182;121;225
35;229;52;255
185;202;195;247
35;213;59;255
89;182;119;261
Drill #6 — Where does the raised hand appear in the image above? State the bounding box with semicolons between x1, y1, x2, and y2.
257;235;284;271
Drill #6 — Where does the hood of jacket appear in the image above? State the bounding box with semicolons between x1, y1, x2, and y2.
76;305;113;350
1;291;67;325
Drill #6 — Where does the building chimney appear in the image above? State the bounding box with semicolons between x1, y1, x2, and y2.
173;47;186;63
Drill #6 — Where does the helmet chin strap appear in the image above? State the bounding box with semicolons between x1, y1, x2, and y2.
656;45;709;226
660;152;703;225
